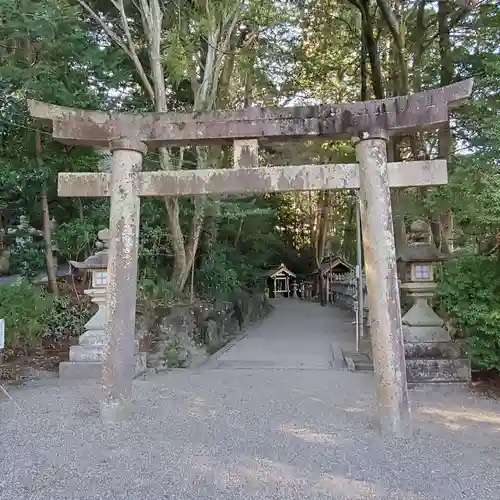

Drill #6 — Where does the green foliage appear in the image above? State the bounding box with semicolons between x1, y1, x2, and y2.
0;279;92;352
436;255;500;371
139;201;170;274
138;277;188;308
42;295;92;341
55;216;106;262
0;280;53;350
163;337;183;368
197;249;243;300
8;246;46;277
2;222;46;276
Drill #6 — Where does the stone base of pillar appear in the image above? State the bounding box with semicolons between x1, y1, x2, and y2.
402;299;471;385
59;352;147;380
404;349;470;385
403;327;470;385
58;286;147;380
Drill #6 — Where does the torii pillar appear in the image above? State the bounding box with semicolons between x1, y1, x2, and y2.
101;138;145;422
354;129;410;437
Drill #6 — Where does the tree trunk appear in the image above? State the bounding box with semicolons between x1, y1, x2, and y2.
79;0;242;292
377;0;411;256
357;1;406;255
359;0;385;99
360;30;368;101
41;187;58;296
35;130;58;296
436;0;454;254
409;0;429;160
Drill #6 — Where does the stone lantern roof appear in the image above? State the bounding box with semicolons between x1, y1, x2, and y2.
70;229;109;271
397;220;447;263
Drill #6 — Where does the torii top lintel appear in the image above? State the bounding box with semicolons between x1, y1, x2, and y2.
27;79;473;147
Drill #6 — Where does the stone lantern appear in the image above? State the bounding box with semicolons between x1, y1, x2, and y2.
59;229;146;379
399;220;448;342
397;220;470;385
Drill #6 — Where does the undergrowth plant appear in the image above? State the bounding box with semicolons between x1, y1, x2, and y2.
42;294;93;341
436;255;500;371
0;279;52;351
0;279;93;354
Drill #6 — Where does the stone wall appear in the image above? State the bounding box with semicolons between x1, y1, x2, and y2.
137;289;272;372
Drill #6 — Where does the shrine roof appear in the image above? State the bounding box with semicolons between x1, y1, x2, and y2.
310;255;354;275
263;263;296;279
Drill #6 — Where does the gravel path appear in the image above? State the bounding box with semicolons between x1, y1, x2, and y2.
1;300;499;500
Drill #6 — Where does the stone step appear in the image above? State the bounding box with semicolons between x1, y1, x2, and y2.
79;333;107;346
340;343;471;384
330;343;347;370
59;361;102;379
59;352;147;380
69;345;103;362
406;357;470;384
405;341;467;359
355;362;374;371
403;323;452;342
340;347;470;384
341;350;374;372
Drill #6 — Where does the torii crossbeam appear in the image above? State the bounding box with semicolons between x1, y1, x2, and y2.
28;79;472;146
57;160;447;197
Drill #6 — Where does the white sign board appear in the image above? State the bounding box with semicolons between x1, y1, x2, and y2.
0;318;4;350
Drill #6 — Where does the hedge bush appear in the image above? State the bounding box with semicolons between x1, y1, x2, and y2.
0;279;92;353
436;255;500;371
0;279;52;351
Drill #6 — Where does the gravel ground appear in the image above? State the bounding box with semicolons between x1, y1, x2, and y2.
1;301;499;500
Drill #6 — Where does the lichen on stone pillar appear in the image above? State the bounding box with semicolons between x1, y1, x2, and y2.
100;138;147;424
353;128;411;439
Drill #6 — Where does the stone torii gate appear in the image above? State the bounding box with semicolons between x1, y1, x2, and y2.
28;79;472;436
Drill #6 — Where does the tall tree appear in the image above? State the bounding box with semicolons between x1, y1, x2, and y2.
76;0;245;289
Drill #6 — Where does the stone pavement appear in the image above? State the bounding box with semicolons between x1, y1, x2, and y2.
1;299;500;500
210;298;355;370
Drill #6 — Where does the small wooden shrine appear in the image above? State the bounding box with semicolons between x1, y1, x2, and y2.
310;254;354;301
263;263;296;298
